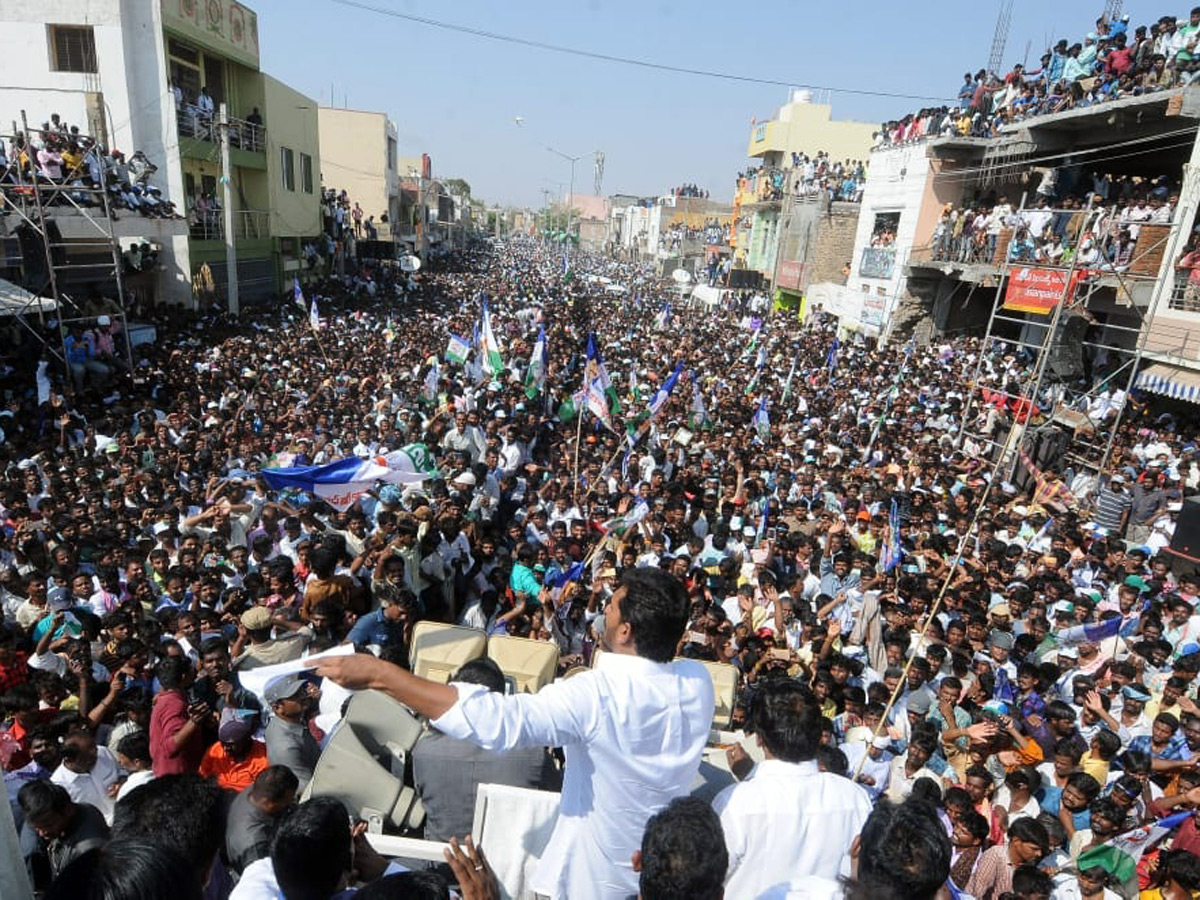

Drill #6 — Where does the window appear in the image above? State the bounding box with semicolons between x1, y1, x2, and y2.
48;25;97;73
280;147;295;192
386;136;397;171
300;153;314;194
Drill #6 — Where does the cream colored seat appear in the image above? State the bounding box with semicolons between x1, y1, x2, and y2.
409;621;487;684
694;659;740;729
486;635;560;694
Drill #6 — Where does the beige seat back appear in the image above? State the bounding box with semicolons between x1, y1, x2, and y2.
409;621;487;684
486;635;560;694
694;659;740;729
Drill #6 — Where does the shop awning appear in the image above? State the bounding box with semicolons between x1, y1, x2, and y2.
1135;363;1200;403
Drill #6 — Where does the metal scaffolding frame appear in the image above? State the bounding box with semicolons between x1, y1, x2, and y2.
1;111;134;395
955;191;1190;480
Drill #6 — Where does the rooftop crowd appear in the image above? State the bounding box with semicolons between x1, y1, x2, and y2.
4;237;1200;899
875;7;1200;147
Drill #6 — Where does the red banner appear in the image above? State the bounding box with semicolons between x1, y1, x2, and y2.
1002;267;1079;315
776;261;807;292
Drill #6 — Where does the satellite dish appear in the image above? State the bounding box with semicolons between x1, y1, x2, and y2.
671;268;692;285
400;255;422;273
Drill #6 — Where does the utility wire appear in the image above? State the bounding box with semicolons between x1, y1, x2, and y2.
327;0;958;104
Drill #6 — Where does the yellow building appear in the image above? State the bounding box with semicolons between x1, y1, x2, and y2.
748;90;877;166
318;107;400;238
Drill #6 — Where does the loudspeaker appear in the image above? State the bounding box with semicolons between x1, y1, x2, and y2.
727;269;762;290
1167;498;1200;563
303;689;426;831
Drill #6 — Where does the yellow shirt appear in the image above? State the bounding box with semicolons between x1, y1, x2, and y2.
1081;750;1110;785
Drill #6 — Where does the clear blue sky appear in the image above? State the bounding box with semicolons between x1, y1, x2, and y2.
253;0;1116;208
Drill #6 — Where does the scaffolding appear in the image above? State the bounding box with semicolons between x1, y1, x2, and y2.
955;190;1191;482
1;111;134;395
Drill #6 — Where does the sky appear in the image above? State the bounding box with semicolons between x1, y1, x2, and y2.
252;0;1119;208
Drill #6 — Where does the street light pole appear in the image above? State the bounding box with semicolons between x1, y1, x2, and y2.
547;146;584;265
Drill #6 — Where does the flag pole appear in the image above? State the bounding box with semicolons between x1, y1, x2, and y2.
572;403;585;502
309;320;333;366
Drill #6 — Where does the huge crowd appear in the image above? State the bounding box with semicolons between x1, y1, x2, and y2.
4;237;1200;900
876;7;1200;148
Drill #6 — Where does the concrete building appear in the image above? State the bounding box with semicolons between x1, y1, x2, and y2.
608;195;732;270
317;106;399;241
748;91;877;169
0;0;320;308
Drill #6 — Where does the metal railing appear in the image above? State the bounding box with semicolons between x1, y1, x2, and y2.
176;110;266;153
1168;279;1200;313
187;209;270;241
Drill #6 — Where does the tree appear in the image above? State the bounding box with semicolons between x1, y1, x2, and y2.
444;178;472;199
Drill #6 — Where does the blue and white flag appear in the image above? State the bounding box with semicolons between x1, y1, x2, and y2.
654;303;670;331
648;362;684;419
752;396;770;436
1053;614;1140;647
422;360;439;403
309;296;321;330
261;444;437;511
881;499;902;573
293;276;306;311
546;559;586;589
826;335;840;372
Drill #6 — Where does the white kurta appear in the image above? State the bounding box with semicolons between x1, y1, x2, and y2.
712;758;872;898
432;651;715;900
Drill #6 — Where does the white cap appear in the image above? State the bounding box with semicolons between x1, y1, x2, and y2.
453;471;477;487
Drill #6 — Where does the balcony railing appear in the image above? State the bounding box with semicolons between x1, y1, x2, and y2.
177;110;266;153
187;209;270;241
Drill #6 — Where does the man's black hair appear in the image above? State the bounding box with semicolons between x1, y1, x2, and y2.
155;654;192;690
253;765;300;805
848;798;951;900
354;871;450;900
271;797;354;900
1008;816;1050;854
1011;864;1054;895
749;679;822;763
18;780;72;820
45;839;202;900
111;774;226;885
451;658;507;694
116;730;151;767
638;796;727;900
617;567;690;663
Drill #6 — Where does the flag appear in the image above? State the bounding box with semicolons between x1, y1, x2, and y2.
480;300;504;375
648;362;684;419
781;356;797;406
602;498;650;534
757;499;770;546
586;333;620;412
36;360;51;406
1053;614;1140;647
1077;812;1192;884
994;667;1016;704
557;395;577;423
445;334;470;365
584;378;616;431
881;499;902;573
525;324;547;399
654;303;670;330
755;344;767;370
261;443;436;511
752;396;770;437
546;560;585;589
468;323;484;383
421;361;439;403
690;371;708;427
293;277;306;311
826;335;840;372
309;296;321;330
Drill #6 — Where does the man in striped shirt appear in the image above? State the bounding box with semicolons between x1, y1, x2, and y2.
1093;474;1132;534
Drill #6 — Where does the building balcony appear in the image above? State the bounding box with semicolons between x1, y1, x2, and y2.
188;209;271;242
177;111;267;169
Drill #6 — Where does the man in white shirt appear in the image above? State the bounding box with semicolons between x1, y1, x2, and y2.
51;729;121;824
315;568;714;900
712;679;872;896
